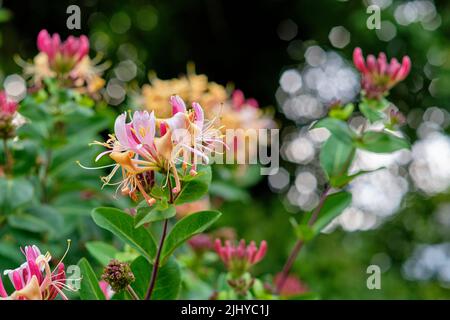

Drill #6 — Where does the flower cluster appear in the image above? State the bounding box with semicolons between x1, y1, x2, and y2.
353;47;411;100
37;29;89;72
19;30;106;93
214;239;267;277
89;96;223;205
0;245;70;300
140;70;276;162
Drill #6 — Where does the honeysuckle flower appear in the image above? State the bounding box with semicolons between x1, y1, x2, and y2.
214;239;267;277
161;96;225;176
0;244;73;300
84;97;223;205
37;29;89;73
353;47;411;99
17;30;106;93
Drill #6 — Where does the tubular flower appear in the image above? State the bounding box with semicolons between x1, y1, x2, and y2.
85;96;223;205
353;47;411;99
214;239;267;277
0;244;73;300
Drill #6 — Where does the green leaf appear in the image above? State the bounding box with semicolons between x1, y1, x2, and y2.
359;100;386;123
329;103;354;120
330;167;385;188
161;210;221;263
86;241;119;266
312;191;352;235
320;136;355;180
357;131;410;153
313;118;354;144
0;178;34;213
174;166;212;205
135;202;176;228
91;207;157;263
129;256;181;300
77;258;105;300
293;224;315;242
209;182;250;202
7;214;55;234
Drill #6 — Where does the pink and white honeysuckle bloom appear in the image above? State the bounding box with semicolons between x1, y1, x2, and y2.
37;29;89;73
0;244;72;300
85;96;224;206
161;95;225;176
353;47;411;100
214;239;267;277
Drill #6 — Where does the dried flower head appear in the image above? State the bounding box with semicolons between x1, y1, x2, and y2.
102;260;135;292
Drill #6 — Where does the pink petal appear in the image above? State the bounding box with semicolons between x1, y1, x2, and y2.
170;95;187;115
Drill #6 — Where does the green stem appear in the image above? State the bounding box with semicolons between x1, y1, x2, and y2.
2;138;13;176
145;218;169;300
127;285;140;300
144;178;174;300
276;185;330;294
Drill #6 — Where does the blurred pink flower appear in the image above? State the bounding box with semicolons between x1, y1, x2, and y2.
37;29;89;72
353;47;411;99
188;234;213;253
273;273;308;297
0;91;18;116
231;89;259;109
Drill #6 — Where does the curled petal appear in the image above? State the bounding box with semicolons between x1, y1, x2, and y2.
192;102;204;130
352;47;367;73
0;276;7;298
395;56;411;81
170;95;187;115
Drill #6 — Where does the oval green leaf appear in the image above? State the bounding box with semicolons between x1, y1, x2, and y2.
91;207;157;263
161;210;221;263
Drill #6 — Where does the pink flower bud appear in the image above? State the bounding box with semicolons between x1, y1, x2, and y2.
352;47;367;73
377;52;387;74
395;56;411;81
366;54;377;73
253;240;267;264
